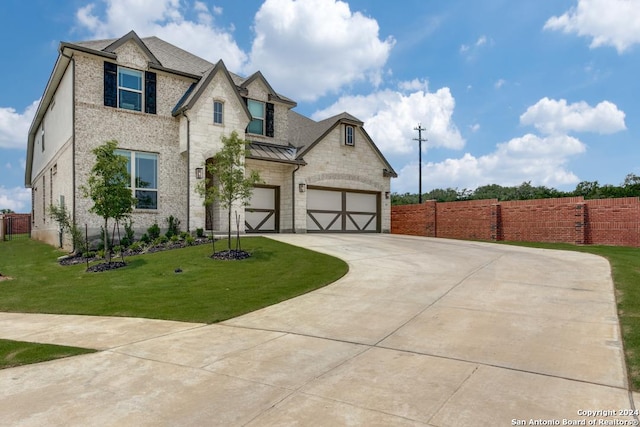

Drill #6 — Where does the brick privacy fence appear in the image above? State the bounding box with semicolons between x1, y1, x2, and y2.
391;196;640;247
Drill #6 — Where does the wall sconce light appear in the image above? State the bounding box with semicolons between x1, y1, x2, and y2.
385;191;390;199
299;183;306;193
195;168;204;179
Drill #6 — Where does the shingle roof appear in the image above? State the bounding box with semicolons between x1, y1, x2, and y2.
72;33;245;80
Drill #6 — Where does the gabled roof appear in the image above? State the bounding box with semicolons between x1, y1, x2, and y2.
241;71;297;107
288;111;397;178
71;32;218;78
172;60;251;120
103;30;161;67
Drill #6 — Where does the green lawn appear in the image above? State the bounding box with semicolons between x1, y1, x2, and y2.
0;237;348;323
499;241;640;390
0;339;96;369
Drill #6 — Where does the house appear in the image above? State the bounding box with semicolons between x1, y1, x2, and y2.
25;30;397;249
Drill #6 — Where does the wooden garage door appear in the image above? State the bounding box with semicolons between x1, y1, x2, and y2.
246;186;279;233
306;188;380;232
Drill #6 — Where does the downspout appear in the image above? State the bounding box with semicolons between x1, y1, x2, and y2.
291;164;300;233
182;112;191;232
60;48;76;251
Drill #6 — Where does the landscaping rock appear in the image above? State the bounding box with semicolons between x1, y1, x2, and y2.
211;250;251;260
86;262;127;273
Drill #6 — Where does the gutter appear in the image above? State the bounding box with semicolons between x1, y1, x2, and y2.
291;164;301;233
183;112;191;231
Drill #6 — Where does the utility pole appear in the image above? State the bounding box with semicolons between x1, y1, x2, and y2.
413;123;427;203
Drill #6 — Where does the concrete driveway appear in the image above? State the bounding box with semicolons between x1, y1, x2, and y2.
0;234;633;426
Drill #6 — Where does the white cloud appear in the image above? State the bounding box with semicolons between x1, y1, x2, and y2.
494;79;506;89
76;0;247;71
520;97;626;135
469;123;480;132
5;163;11;170
545;0;640;53
312;85;464;155
0;100;39;150
0;186;31;213
460;35;491;58
245;0;395;101
392;134;585;193
398;78;429;92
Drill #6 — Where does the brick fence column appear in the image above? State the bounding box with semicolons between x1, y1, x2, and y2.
490;203;502;241
425;200;437;237
574;203;586;245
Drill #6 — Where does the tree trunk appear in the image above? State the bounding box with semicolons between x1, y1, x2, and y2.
227;208;231;250
104;218;111;263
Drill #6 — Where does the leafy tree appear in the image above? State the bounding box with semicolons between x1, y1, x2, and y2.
0;209;14;214
80;140;136;263
197;131;262;251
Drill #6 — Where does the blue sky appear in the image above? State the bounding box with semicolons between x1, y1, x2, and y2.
1;0;639;212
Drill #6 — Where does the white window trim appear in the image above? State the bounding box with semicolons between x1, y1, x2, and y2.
247;99;265;135
116;149;158;210
213;100;224;125
118;67;144;112
345;125;355;146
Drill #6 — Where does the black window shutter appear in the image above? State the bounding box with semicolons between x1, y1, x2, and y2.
104;62;117;108
145;71;157;114
266;102;274;137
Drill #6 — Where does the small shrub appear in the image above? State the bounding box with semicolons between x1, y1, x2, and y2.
112;245;122;254
129;242;142;252
170;235;180;243
121;220;135;248
147;223;161;240
165;216;181;239
180;231;190;240
82;251;96;258
96;249;105;259
140;233;150;244
196;228;204;238
153;235;168;246
185;235;195;246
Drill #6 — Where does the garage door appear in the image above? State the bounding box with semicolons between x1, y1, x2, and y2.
306;188;379;232
246;186;279;233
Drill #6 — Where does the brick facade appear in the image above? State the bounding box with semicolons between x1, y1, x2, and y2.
392;196;640;247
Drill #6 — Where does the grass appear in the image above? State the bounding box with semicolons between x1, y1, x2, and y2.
0;339;96;369
0;237;348;323
499;241;640;390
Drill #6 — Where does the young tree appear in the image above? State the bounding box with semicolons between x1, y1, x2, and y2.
198;131;262;251
80;140;136;263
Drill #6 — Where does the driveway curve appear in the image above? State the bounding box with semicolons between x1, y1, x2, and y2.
0;234;632;426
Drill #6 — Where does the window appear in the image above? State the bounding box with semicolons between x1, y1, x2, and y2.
118;68;143;111
117;150;158;209
41;122;45;152
213;101;224;124
105;63;156;113
247;100;265;135
345;125;355;146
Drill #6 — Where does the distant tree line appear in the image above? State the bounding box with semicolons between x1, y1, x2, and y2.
391;173;640;206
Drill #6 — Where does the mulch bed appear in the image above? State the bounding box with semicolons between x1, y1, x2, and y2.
58;237;251;271
211;250;251;260
86;262;127;273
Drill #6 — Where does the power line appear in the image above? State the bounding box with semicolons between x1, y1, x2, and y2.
413;124;427;203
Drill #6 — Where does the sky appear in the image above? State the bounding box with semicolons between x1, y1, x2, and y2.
1;0;639;213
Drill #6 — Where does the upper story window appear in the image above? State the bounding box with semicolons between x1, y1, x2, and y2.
104;62;156;114
213;101;224;125
116;149;158;210
118;68;143;111
345;125;355;146
247;100;264;135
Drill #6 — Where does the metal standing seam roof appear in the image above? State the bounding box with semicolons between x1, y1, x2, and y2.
247;141;306;165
